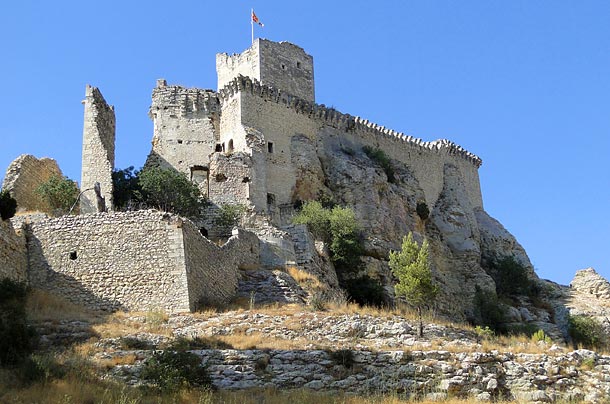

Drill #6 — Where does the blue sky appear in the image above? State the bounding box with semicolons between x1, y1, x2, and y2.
1;1;608;285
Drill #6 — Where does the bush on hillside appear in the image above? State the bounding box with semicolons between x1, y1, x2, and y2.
0;278;36;367
471;285;506;333
362;146;396;183
35;175;79;216
568;314;607;350
141;350;212;393
343;275;385;307
487;256;534;297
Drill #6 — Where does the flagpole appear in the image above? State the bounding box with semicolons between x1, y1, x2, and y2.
251;8;254;44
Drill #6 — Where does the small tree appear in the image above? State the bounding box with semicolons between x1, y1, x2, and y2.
36;175;79;216
138;166;205;218
389;232;438;337
0;190;17;220
112;166;142;210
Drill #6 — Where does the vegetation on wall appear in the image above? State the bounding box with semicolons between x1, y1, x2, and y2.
214;203;246;229
362;145;396;183
112;166;206;218
568;314;607;350
389;232;438;337
35;175;79;216
0;190;17;220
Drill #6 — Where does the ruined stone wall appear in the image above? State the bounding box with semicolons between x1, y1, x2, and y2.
2;154;63;213
219;76;483;211
208;152;251;205
0;219;27;283
27;211;190;312
216;39;314;102
81;85;115;213
147;81;220;184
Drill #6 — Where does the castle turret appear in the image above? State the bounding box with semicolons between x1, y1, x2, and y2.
216;38;315;102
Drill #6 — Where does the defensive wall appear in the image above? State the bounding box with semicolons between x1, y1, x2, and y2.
0;219;27;283
26;210;259;312
81;85;116;213
217;75;483;211
1;154;64;213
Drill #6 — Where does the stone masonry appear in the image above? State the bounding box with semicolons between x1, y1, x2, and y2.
1;154;63;213
26;210;259;312
0;219;27;283
81;85;115;213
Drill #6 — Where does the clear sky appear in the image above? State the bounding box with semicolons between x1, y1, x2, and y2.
1;1;608;285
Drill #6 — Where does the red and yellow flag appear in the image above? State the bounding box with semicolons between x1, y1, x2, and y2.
252;10;264;27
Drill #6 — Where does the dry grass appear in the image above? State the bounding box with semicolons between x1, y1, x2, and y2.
98;353;138;369
26;288;100;322
287;265;324;290
215;331;305;350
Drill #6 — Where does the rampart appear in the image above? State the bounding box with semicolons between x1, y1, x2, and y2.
26;210;259;312
0;219;27;283
218;75;483;210
81;85;115;213
2;154;63;213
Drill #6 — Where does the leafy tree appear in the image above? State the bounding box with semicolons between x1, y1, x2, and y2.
568;314;607;350
0;190;17;220
138;166;205;218
488;256;533;297
472;285;506;333
112;166;142;210
389;232;438;337
36;175;79;216
214;203;247;229
293;200;331;241
328;206;364;273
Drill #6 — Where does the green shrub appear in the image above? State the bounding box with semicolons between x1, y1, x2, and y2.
141;350;212;393
568;314;607;350
138;166;205;218
0;278;36;367
292;200;331;241
474;326;495;340
471;286;506;333
35;175;79;216
487;256;534;297
214;203;246;228
343;275;386;307
112;166;142;210
362;146;396;183
0;190;17;220
531;329;552;344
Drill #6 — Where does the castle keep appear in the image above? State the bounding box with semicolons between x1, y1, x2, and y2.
2;38;494;314
146;38;483;225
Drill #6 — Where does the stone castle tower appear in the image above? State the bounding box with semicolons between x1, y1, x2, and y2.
80;85;115;213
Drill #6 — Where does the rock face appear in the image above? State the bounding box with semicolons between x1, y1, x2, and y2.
570;268;610;300
290;134;539;321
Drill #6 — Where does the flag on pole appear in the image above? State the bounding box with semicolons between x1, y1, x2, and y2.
252;10;264;27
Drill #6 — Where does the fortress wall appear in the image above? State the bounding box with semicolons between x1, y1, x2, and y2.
147;83;219;177
219;93;249;153
2;154;64;213
81;85;115;213
27;211;191;312
0;219;27;283
208;152;252;206
221;76;483;210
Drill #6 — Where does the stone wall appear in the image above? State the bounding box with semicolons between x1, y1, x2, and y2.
26;210;259;312
147;81;220;183
194;348;608;402
216;39;315;102
220;75;483;212
81;85;116;213
2;154;63;213
0;219;27;283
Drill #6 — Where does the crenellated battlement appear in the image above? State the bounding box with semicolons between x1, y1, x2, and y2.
149;80;220;119
217;75;482;168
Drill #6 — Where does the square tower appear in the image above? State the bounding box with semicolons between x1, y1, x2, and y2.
216;39;315;102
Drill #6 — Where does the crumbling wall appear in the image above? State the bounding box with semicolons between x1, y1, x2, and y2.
27;211;190;312
0;220;27;283
208;152;252;206
147;81;220;185
182;223;259;309
26;210;260;312
2;154;63;213
81;85;115;213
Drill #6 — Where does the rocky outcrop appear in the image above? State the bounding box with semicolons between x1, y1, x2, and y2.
570;268;610;300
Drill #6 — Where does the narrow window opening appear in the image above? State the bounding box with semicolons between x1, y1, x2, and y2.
177;139;183;144
222;143;226;153
69;251;77;260
199;227;209;237
281;64;286;70
297;61;301;68
242;177;250;183
215;144;222;152
215;173;227;182
267;141;274;153
267;193;276;206
227;139;234;153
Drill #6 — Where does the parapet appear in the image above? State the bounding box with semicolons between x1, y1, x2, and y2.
149;82;220;118
218;75;483;168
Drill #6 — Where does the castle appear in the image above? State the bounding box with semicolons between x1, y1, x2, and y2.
2;39;493;314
